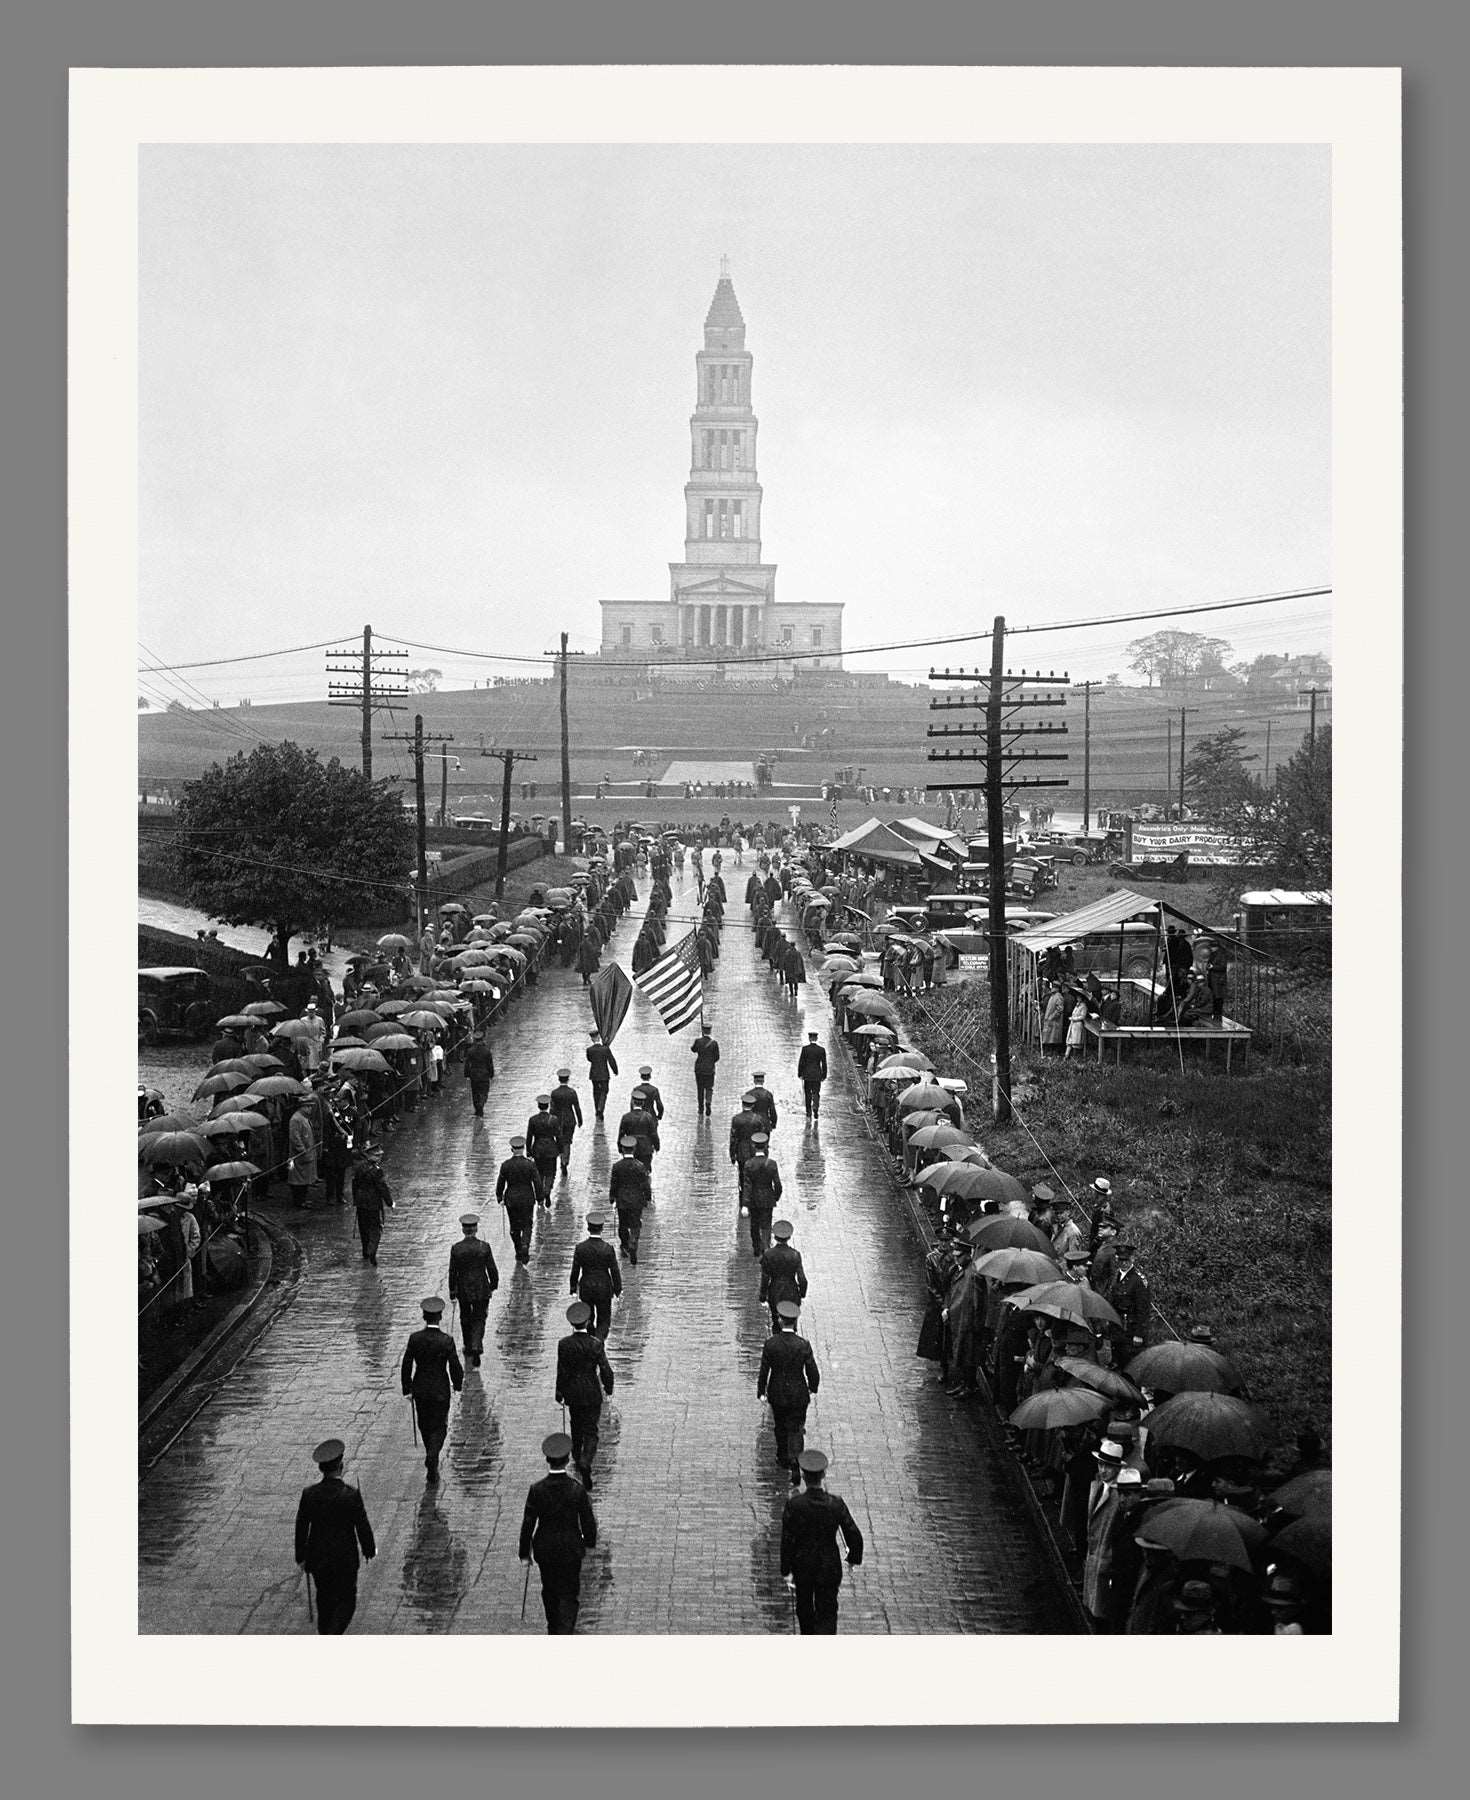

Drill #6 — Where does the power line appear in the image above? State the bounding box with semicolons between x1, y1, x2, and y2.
140;636;348;672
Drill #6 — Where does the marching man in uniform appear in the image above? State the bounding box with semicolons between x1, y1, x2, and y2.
796;1030;828;1121
569;1210;623;1341
400;1297;463;1484
609;1133;652;1265
780;1449;864;1635
630;1064;664;1120
548;1067;584;1175
758;1218;809;1332
585;1029;618;1122
555;1301;616;1492
447;1212;499;1369
758;1299;821;1484
496;1134;541;1265
519;1432;598;1635
293;1437;376;1635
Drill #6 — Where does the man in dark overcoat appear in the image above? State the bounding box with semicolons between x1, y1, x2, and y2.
496;1134;541;1264
569;1211;623;1341
399;1296;463;1483
608;1136;652;1264
796;1030;828;1120
780;1449;863;1634
555;1302;615;1490
758;1300;821;1483
447;1212;499;1368
584;1028;618;1119
518;1432;598;1634
294;1437;376;1634
758;1219;809;1332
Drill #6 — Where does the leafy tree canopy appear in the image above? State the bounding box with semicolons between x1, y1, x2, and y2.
1184;725;1257;828
1240;727;1332;889
1126;629;1233;690
167;741;414;957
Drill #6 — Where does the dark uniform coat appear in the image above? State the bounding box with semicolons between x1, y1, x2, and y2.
400;1325;464;1406
758;1329;820;1409
743;1156;784;1216
294;1474;376;1576
448;1237;500;1309
608;1154;652;1216
728;1106;764;1169
526;1109;562;1167
496;1152;542;1213
780;1486;863;1585
748;1085;778;1133
464;1040;496;1085
519;1471;597;1565
555;1330;615;1409
691;1033;720;1079
548;1081;584;1145
629;1080;664;1120
585;1042;619;1086
796;1043;828;1085
570;1237;623;1302
1106;1265;1152;1345
758;1242;809;1310
616;1108;659;1163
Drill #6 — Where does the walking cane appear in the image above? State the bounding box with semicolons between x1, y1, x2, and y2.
520;1558;532;1626
408;1396;418;1446
306;1572;315;1628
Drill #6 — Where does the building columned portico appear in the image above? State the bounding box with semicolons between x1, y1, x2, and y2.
599;264;843;678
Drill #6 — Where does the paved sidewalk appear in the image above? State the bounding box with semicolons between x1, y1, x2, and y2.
139;867;1075;1634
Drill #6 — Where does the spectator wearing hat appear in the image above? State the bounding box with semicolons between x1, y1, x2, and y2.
1041;982;1068;1056
548;1069;584;1174
759;1220;809;1332
1102;1242;1151;1361
294;1438;376;1634
569;1213;622;1342
496;1136;541;1264
584;1029;619;1119
1170;1577;1224;1635
630;1065;664;1120
1081;1438;1128;1628
351;1148;393;1265
748;1072;778;1136
1050;1199;1085;1261
556;1302;615;1491
448;1213;499;1368
285;1096;319;1210
758;1301;821;1484
690;1020;720;1116
780;1449;864;1635
729;1091;765;1209
464;1030;496;1117
526;1096;562;1201
298;1000;327;1073
608;1136;652;1264
400;1297;464;1484
519;1432;599;1635
796;1030;828;1121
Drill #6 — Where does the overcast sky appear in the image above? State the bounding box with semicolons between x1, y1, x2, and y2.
139;143;1331;704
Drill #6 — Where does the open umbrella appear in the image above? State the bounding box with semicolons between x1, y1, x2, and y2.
853;1022;896;1039
366;1020;411;1040
471;914;500;926
244;1075;308;1099
243;1000;287;1018
138;1130;208;1166
1270;1513;1331;1578
237;1052;285;1072
1125;1342;1240;1396
399;1010;447;1031
506;932;541;949
270;1017;316;1040
1009;1388;1111;1430
138;1215;168;1236
1268;1469;1332;1518
459;979;497;994
965;1214;1055;1254
200;1112;269;1138
876;1050;935;1072
439;901;469;915
1144;1392;1272;1462
202;1160;261;1183
377;933;413;950
905;1124;973;1154
1143;1499;1267;1571
328;1035;367;1050
335;1009;382;1035
1054;1356;1144;1404
488;946;526;965
834;970;885;991
976;1247;1062;1286
204;1058;258;1078
215;1014;259;1033
376;999;415;1016
943;1166;1028;1209
1008;1280;1122;1328
331;1047;392;1073
920;1164;1004;1203
898;1081;958;1113
192;1071;251;1101
137;1111;196;1136
398;974;437;992
371;1033;418;1052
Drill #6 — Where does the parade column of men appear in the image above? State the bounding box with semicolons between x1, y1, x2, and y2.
294;852;871;1633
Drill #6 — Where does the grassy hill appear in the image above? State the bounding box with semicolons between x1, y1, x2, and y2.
140;669;1319;809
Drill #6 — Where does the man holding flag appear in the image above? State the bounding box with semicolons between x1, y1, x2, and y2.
634;928;705;1036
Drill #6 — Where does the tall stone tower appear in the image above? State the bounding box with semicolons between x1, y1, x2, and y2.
667;260;777;650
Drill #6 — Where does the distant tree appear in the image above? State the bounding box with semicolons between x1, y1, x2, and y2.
138;696;150;710
1237;727;1332;888
167;741;414;962
166;698;191;713
1184;726;1257;828
407;668;442;693
1126;630;1233;690
1104;671;1123;687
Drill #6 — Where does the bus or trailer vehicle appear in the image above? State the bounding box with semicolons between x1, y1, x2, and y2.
138;967;215;1045
1233;890;1332;959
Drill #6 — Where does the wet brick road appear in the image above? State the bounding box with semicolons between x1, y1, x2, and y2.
139;865;1077;1634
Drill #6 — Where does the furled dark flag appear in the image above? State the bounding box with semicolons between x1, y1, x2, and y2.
634;930;704;1035
588;963;634;1048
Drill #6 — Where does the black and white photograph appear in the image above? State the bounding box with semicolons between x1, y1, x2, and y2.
69;64;1400;1725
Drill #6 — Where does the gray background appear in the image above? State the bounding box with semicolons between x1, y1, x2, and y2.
3;0;1462;1794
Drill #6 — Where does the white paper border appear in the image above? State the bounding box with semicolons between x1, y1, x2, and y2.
71;64;1401;1726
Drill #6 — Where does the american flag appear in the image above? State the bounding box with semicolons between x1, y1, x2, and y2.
634;930;704;1035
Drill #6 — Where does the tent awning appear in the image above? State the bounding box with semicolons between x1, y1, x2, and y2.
830;820;923;867
888;817;964;850
1013;887;1271;959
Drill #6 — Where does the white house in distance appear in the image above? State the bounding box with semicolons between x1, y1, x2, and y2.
598;264;843;681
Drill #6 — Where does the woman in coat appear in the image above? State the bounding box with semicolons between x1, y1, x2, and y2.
1041;983;1067;1056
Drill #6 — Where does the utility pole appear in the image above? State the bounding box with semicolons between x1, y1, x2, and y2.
440;752;449;828
926;621;1070;1126
478;745;539;898
1166;716;1172;817
1073;680;1096;829
1177;706;1196;824
1264;719;1272;787
543;634;585;857
1298;686;1327;750
384;715;453;925
326;626;409;779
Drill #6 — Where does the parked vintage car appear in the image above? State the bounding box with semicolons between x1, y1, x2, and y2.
138;966;215;1045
